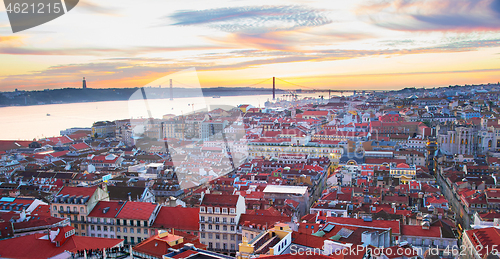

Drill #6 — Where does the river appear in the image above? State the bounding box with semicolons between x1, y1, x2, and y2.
0;92;336;140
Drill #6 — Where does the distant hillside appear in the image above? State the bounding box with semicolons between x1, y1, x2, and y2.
0;87;282;107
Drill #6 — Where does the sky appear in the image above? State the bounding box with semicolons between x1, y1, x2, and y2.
0;0;499;91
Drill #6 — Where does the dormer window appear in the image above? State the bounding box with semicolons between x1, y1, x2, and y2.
200;207;205;213
214;207;220;213
207;207;213;213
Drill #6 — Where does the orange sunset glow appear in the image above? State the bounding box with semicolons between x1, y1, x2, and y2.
0;0;499;91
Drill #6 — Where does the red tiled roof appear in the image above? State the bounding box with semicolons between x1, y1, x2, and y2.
0;140;32;152
70;142;90;151
152;206;199;231
465;227;500;258
116;201;158;220
201;194;240;207
13;217;66;230
325;217;401;234
133;231;206;258
88;201;124;218
57;186;98;197
0;232;123;259
291;231;327;249
31;204;52;217
401;225;441;238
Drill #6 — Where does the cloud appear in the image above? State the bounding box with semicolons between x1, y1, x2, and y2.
358;0;500;32
0;45;236;56
77;1;121;16
169;5;332;34
0;35;22;42
3;36;500;91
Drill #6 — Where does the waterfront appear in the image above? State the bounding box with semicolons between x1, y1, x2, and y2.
0;92;334;140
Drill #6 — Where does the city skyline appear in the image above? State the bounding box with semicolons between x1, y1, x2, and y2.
0;0;500;91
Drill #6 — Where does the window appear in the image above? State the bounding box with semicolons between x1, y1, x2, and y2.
60;206;63;211
222;217;227;223
81;216;85;222
200;207;205;213
215;217;220;223
223;225;227;231
215;207;220;213
123;228;127;233
207;207;213;213
98;234;101;237
73;206;77;212
231;244;235;250
209;242;213;249
215;225;220;230
110;227;114;231
230;218;235;224
230;208;235;214
104;226;108;231
216;234;220;239
208;233;213;239
131;237;135;244
230;226;235;231
222;208;228;214
53;206;57;211
66;206;70;212
208;216;212;222
143;221;147;227
130;228;134;234
144;229;148;234
80;207;84;213
201;224;205;230
208;224;212;230
201;233;205;238
104;234;107;238
137;228;141;233
117;227;121;232
200;216;205;222
90;225;95;230
74;224;78;229
223;234;227;240
230;235;235;241
97;226;101;231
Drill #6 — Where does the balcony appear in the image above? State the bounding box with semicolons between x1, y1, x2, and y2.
59;210;79;214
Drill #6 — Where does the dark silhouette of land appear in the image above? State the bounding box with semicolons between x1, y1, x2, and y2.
0;87;284;107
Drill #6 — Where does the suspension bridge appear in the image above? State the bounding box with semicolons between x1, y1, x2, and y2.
154;77;385;101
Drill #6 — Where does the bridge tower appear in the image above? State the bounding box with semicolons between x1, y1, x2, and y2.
272;77;275;100
169;79;173;100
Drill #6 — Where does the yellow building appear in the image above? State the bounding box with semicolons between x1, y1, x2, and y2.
237;223;292;259
247;141;343;159
389;163;416;183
